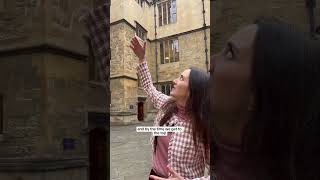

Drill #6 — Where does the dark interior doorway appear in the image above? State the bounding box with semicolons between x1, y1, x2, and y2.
138;102;144;121
88;112;108;180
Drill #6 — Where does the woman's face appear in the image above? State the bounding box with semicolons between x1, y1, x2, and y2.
170;69;191;104
210;25;258;116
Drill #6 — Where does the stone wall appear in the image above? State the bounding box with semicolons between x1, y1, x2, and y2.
110;77;139;125
0;54;42;158
110;20;141;79
110;22;125;78
110;21;140;124
0;0;44;50
0;52;105;158
150;28;210;83
45;53;89;158
0;0;108;180
46;0;91;54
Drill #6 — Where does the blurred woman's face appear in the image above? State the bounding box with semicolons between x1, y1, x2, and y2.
170;69;191;105
210;25;258;117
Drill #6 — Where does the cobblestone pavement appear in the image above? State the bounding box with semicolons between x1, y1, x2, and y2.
111;121;153;180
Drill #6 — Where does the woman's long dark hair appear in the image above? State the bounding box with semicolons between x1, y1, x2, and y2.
158;68;210;150
242;17;320;180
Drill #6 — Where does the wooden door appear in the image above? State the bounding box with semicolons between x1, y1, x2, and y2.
89;128;107;180
138;102;144;121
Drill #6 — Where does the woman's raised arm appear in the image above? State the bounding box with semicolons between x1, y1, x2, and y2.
129;35;170;109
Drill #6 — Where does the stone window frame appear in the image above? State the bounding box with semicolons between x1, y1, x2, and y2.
160;37;179;64
157;0;177;27
135;21;147;41
159;82;172;95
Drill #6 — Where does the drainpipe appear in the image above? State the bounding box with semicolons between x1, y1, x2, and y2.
201;0;209;73
153;0;159;89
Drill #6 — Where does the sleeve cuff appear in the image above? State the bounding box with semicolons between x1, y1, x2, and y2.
137;61;147;71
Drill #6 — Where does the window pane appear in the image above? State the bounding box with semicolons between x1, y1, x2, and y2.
171;0;177;23
158;5;162;26
174;39;179;62
160;42;164;64
136;25;145;40
170;40;174;62
163;3;167;25
165;40;169;63
167;1;171;24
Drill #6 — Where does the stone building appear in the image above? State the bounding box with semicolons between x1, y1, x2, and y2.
110;0;211;125
0;0;108;180
211;0;320;53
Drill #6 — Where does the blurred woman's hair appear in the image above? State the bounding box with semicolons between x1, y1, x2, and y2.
241;17;320;180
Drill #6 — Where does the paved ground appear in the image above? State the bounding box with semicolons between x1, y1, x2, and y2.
111;121;153;180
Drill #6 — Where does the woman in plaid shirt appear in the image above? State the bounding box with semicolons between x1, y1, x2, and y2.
129;35;210;180
152;17;320;180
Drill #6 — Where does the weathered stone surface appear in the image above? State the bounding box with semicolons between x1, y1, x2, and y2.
110;23;125;78
0;55;42;158
0;1;107;180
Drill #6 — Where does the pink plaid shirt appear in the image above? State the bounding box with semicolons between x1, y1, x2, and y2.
137;61;210;180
